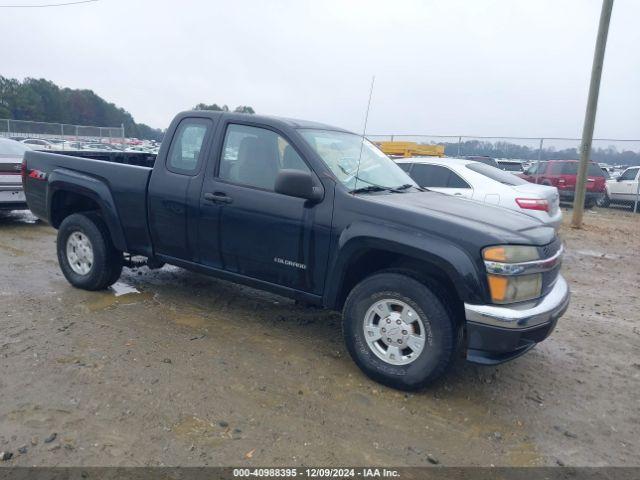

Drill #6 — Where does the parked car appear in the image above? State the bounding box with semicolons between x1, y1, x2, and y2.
599;166;640;209
397;157;562;229
23;110;569;390
0;138;30;210
20;138;55;150
520;160;606;208
463;155;500;168
497;159;525;173
81;143;122;151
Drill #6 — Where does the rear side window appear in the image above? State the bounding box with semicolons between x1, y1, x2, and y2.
410;164;449;187
410;164;471;188
531;161;548;175
167;118;211;175
466;162;527;185
558;162;604;177
549;162;563;174
448;171;471;188
499;162;523;172
560;163;578;175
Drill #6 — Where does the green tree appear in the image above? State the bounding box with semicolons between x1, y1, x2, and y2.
0;75;164;140
193;103;255;114
234;105;255;114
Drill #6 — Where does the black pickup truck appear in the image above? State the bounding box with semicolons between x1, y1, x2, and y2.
22;111;570;390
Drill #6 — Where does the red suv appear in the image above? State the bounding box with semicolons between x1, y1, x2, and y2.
520;160;606;208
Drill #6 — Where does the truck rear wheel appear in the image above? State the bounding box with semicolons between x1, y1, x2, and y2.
342;272;458;391
57;212;123;291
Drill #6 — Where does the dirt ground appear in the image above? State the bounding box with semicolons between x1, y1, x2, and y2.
0;207;638;467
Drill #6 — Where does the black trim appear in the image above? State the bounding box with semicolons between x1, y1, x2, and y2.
465;317;559;365
156;254;324;306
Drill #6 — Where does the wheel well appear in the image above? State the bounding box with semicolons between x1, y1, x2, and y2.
50;191;101;228
336;249;465;323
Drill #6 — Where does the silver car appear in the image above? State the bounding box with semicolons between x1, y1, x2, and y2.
0;138;30;211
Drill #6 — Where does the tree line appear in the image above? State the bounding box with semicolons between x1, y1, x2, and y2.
0;76;165;141
442;139;640;166
0;76;256;142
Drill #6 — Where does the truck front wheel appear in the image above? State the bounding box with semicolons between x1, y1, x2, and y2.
57;212;123;291
342;272;459;390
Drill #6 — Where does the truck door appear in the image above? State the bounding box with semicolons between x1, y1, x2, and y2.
197;121;332;294
148;117;215;262
612;167;639;201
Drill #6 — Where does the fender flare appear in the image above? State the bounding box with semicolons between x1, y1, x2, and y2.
47;168;128;252
323;221;487;309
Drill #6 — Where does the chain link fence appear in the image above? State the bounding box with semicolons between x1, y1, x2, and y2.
0;118;125;144
368;134;640;212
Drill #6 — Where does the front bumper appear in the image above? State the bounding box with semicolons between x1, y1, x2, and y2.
464;275;570;365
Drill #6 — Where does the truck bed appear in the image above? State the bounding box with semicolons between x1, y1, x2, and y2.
24;150;156;256
47;150;157;168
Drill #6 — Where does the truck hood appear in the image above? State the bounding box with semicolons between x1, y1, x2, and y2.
363;190;556;246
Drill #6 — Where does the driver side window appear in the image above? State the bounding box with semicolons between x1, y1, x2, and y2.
620;168;639;181
218;124;310;191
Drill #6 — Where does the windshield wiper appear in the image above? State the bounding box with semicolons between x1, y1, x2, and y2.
350;185;394;194
395;183;425;191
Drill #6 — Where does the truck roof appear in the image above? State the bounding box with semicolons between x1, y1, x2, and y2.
177;110;352;133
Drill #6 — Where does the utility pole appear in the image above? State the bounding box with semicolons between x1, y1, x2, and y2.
572;0;614;228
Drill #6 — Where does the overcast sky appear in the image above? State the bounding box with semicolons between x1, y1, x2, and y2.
1;0;638;139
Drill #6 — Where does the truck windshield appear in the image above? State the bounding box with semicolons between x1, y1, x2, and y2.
299;129;416;191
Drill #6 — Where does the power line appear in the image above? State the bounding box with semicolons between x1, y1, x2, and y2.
0;0;98;7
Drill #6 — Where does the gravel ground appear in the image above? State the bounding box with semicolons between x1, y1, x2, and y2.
0;207;638;467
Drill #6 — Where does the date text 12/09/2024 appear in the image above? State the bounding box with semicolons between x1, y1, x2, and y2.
233;468;400;477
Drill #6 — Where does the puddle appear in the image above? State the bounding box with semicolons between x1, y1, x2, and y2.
172;415;225;447
0;243;26;256
506;441;542;466
574;250;622;260
172;313;207;328
56;355;85;364
83;290;153;312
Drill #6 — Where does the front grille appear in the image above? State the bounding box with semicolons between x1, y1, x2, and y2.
539;237;562;259
538;238;563;297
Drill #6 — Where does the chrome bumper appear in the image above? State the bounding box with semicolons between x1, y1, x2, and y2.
464;275;570;329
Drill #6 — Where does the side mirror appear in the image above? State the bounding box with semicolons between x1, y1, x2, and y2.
616;176;624;182
275;169;323;202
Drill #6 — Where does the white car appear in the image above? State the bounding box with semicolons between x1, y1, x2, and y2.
20;138;55;150
397;157;562;229
600;166;640;209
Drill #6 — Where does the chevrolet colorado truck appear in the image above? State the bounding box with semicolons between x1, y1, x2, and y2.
22;111;570;390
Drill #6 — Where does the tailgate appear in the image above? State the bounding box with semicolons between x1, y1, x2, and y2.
0;156;23;188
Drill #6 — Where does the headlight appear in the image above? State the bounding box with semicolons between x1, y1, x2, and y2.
483;245;539;263
483;245;542;304
486;273;542;304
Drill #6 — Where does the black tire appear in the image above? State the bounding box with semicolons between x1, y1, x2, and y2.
596;193;610;208
57;212;123;291
342;272;459;391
